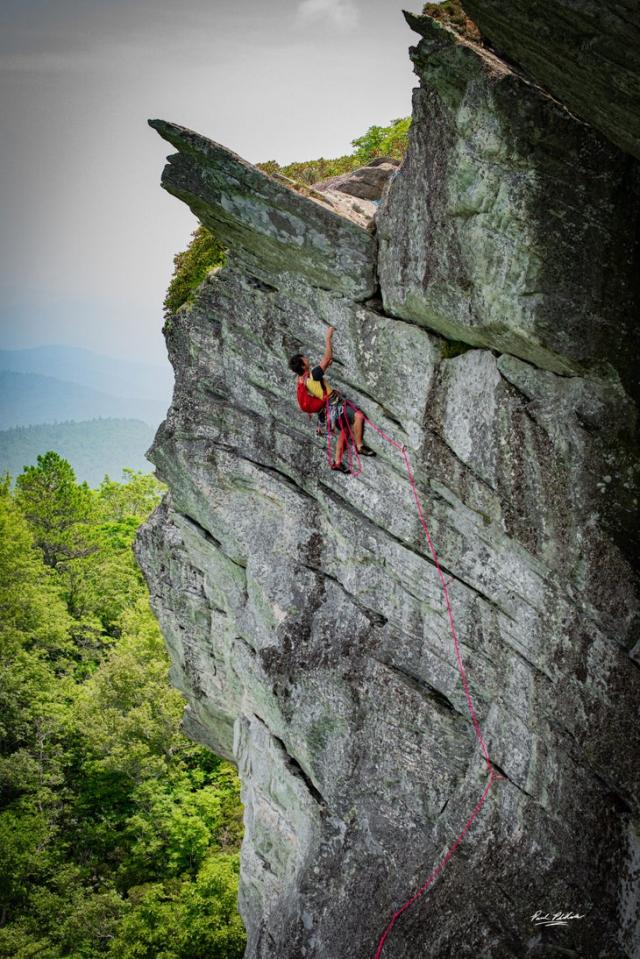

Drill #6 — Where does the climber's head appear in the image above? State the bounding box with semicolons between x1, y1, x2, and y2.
288;353;308;376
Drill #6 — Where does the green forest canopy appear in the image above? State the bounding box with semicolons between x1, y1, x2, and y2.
0;454;246;958
0;418;156;490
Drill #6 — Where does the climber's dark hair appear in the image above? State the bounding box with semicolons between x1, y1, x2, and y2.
289;353;306;375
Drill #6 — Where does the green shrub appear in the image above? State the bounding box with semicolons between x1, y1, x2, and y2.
422;0;482;42
258;154;358;186
257;115;411;186
351;116;412;165
163;225;226;318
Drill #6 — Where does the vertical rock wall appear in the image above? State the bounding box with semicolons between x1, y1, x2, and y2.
134;13;640;959
461;0;640;162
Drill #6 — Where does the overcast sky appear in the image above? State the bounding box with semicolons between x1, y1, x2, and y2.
0;0;427;365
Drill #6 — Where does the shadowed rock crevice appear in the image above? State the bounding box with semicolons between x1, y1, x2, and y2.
251;712;329;811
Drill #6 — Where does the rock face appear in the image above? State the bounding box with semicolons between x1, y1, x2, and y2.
134;13;640;959
377;14;640;392
461;0;640;162
313;158;400;201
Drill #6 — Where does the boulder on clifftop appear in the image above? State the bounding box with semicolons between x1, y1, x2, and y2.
313;157;400;201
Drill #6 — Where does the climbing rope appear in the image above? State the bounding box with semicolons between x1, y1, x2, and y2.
323;395;505;957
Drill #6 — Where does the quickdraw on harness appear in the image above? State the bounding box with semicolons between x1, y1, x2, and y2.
295;383;505;956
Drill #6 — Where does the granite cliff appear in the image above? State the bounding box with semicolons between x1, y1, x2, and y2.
134;9;640;958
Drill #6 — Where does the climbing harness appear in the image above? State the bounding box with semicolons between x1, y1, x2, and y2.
319;392;362;474
321;395;506;957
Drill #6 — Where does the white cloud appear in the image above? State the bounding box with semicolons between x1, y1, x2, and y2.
296;0;359;32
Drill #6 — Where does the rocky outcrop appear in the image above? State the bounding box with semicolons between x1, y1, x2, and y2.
148;119;377;298
134;12;640;959
313;157;400;201
461;0;640;161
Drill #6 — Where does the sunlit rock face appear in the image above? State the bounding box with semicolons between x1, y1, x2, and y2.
377;14;640;391
146;119;377;298
134;13;640;959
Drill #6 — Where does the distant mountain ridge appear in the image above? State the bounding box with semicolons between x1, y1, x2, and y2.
0;418;155;488
0;370;166;429
0;345;172;401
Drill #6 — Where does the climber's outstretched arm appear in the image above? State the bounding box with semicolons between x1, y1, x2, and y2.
318;325;335;372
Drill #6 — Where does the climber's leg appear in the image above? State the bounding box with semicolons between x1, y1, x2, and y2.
353;410;364;448
350;408;376;457
328;400;345;462
335;426;347;464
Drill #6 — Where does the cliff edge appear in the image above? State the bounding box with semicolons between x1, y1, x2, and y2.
134;11;640;958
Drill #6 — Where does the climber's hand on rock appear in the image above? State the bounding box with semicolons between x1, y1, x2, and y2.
320;326;335;370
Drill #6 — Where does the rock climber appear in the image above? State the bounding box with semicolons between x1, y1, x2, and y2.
289;325;376;473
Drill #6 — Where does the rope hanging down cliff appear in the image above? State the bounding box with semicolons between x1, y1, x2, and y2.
290;330;505;953
321;392;506;956
337;399;506;956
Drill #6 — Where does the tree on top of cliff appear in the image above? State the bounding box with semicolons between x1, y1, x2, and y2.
257;115;411;185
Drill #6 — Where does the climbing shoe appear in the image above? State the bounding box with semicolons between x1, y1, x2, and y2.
331;461;351;474
357;444;377;457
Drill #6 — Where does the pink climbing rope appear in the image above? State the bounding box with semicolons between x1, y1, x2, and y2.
323;396;505;957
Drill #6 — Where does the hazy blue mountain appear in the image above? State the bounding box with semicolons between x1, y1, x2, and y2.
0;371;167;429
0;345;173;400
0;418;156;488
